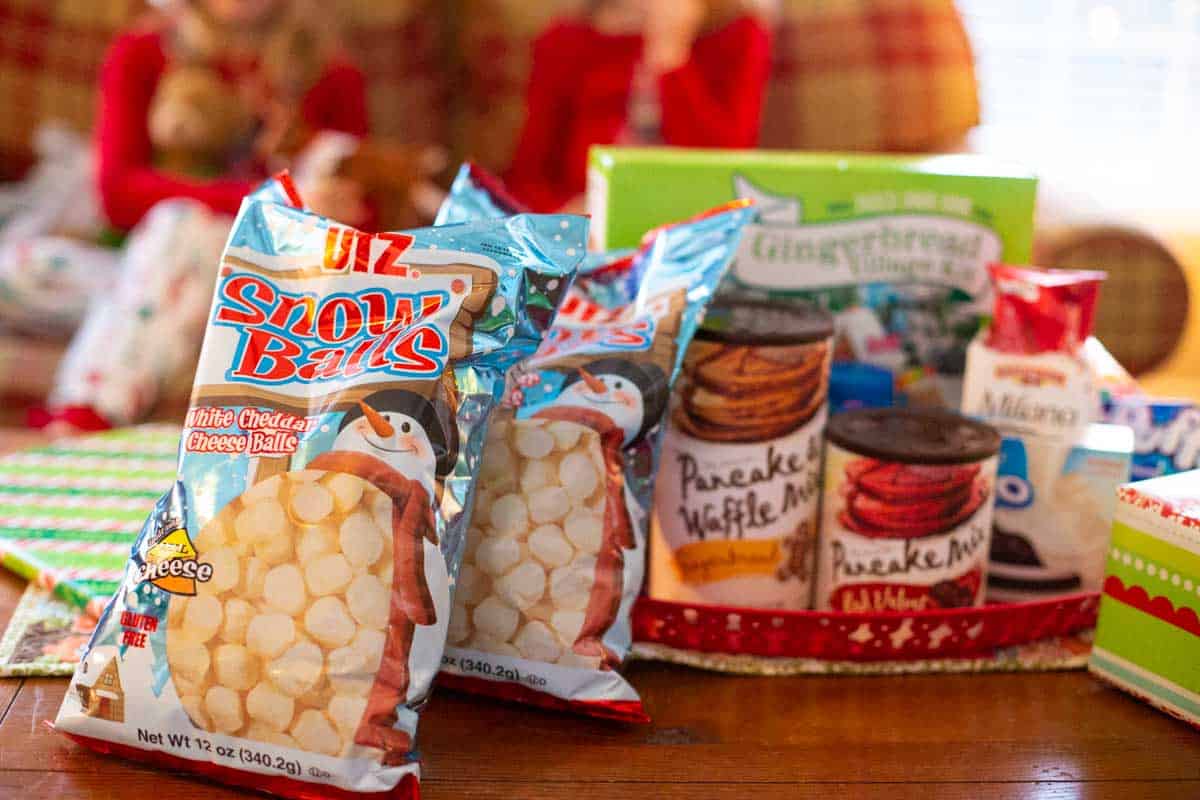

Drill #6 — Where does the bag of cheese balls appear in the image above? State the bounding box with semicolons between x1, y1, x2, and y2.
55;175;585;799
436;175;753;720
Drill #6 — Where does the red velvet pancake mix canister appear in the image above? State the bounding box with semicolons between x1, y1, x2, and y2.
651;298;834;609
817;409;1001;612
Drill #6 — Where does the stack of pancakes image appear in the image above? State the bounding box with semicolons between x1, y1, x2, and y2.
838;458;989;539
673;340;831;442
671;298;835;443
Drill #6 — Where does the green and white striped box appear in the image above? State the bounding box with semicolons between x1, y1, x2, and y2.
0;425;179;617
1090;470;1200;727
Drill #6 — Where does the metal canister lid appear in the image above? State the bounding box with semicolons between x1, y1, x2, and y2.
696;297;834;346
826;408;1001;465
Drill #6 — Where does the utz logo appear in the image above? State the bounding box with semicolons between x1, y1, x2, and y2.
532;291;658;362
138;529;212;595
322;226;416;277
214;273;455;385
995;363;1065;388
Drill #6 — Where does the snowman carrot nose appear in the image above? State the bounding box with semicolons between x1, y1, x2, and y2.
358;401;395;437
579;368;607;394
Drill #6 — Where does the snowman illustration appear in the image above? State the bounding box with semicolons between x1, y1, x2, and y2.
546;357;667;446
306;387;457;754
325;388;459;501
532;357;665;666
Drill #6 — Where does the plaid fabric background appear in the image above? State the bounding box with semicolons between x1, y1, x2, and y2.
0;0;447;178
761;0;980;152
0;0;979;179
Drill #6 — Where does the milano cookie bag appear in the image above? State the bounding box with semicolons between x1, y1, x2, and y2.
55;176;585;799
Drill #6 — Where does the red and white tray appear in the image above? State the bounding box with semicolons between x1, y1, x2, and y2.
630;593;1100;675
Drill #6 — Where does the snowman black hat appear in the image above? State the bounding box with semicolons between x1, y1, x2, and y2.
339;389;459;477
560;357;667;442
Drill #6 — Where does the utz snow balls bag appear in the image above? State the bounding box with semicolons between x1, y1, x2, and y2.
55;176;586;799
438;197;754;720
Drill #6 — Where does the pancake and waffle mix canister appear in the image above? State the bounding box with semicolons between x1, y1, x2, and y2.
650;298;834;609
817;408;1001;612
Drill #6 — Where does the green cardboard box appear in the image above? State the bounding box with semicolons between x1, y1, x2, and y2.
1090;470;1200;728
587;147;1038;406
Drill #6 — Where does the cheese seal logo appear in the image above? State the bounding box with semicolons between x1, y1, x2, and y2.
139;529;213;595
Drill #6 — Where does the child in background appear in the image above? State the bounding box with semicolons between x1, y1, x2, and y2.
97;0;369;230
37;0;369;432
504;0;773;212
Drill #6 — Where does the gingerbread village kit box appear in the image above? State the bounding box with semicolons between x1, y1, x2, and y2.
587;148;1038;408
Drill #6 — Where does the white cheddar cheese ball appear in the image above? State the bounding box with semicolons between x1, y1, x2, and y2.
291;709;341;757
352;628;387;668
205;685;244;733
235;499;288;546
513;423;555;459
513;621;562;662
527;486;570;524
246;723;298;748
339;511;384;569
183;594;223;643
169;471;396;757
304;596;356;648
326;473;365;512
221;598;255;645
473;596;520;641
240;557;268;600
528;525;573;568
329;693;368;739
475;536;521;577
453;420;607;666
305;553;353;596
205;546;240;593
193;516;228;552
558;451;599;502
241;475;283;504
263;564;307;616
296;525;336;566
549;556;597;611
245;613;295;659
213;644;260;692
563;510;603;554
520;459;557;493
494;562;546;611
327;645;373;696
551;610;585;645
290;481;334;524
470;634;520;658
246;681;295;732
268;640;325;698
546;421;581;451
488;494;528;538
254;525;295;566
346;573;389;630
169;637;211;686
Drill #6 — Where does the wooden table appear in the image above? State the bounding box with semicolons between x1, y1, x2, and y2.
0;432;1197;799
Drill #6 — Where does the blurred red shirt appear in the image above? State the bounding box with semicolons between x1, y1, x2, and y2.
504;15;772;212
96;29;368;230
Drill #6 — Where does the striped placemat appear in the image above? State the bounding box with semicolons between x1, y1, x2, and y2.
0;425;179;616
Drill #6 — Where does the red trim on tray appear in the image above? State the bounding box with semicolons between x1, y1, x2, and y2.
1104;575;1200;638
631;594;1100;662
57;729;419;800
436;672;649;723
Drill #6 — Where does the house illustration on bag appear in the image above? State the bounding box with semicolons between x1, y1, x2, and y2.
75;646;124;723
